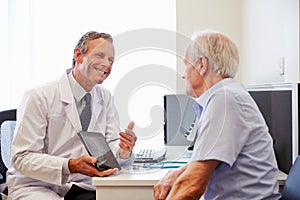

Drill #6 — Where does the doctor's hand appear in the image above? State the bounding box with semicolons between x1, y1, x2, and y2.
68;155;118;177
119;121;137;159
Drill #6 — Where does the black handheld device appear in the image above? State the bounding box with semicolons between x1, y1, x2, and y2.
78;131;121;171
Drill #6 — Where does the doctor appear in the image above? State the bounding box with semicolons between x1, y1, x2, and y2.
7;31;137;200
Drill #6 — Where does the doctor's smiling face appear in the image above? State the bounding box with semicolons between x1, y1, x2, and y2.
73;37;114;91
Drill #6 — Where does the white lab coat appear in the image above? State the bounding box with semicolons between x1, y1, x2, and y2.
7;71;133;199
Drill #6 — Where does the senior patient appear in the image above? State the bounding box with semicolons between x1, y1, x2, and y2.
7;31;137;200
154;30;281;200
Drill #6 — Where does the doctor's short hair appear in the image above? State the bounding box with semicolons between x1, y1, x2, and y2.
188;30;239;78
72;31;113;67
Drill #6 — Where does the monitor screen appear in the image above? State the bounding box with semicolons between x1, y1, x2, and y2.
247;83;299;174
179;97;196;138
164;94;196;145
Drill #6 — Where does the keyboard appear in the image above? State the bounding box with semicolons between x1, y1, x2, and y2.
134;148;167;163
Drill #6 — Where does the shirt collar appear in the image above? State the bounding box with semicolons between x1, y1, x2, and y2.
194;78;234;111
68;71;88;103
193;102;203;118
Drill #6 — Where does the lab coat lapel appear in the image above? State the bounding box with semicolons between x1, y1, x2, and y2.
89;89;103;131
59;73;81;132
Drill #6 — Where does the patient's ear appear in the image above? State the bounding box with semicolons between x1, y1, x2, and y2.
199;56;208;76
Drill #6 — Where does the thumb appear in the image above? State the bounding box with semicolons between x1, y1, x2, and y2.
82;155;97;164
127;121;135;130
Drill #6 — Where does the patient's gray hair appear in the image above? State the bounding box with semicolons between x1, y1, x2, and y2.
188;30;239;78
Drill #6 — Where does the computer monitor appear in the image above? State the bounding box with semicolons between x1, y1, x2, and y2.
246;82;300;174
164;94;196;145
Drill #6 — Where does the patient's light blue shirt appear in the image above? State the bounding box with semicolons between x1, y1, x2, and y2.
191;78;281;200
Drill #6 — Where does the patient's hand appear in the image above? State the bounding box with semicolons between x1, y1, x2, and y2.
68;155;118;177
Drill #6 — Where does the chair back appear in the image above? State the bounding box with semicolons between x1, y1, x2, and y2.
281;156;300;200
1;121;16;169
0;109;16;183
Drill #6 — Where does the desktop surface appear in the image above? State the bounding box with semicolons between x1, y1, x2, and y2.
92;146;189;200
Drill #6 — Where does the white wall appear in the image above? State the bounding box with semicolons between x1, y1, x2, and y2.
176;0;299;89
241;0;299;85
0;0;177;150
176;0;242;94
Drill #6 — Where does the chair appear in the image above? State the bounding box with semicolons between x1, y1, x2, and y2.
0;109;16;199
1;121;16;170
280;155;300;200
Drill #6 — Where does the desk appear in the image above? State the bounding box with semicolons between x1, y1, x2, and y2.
93;168;168;200
92;146;287;200
92;146;187;200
